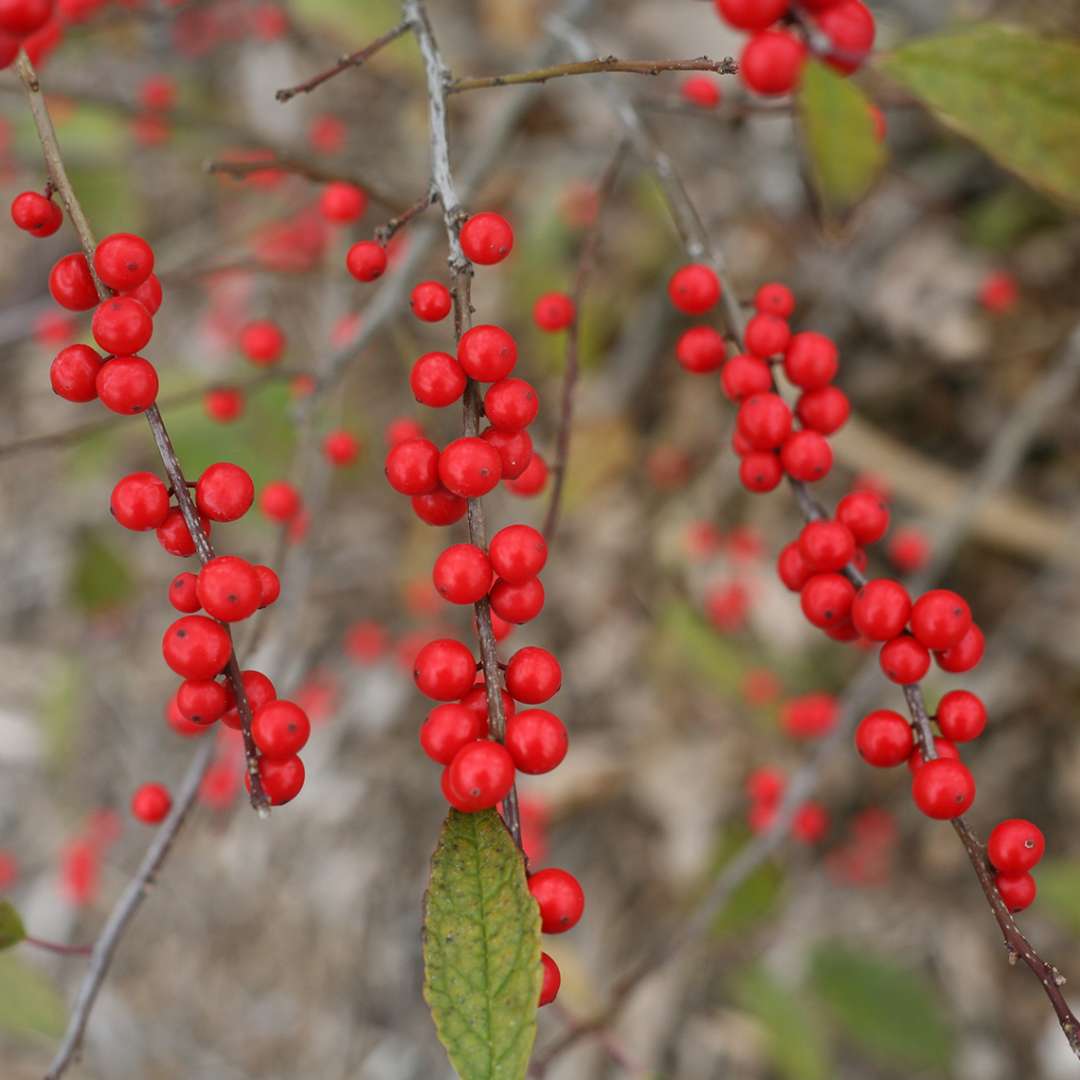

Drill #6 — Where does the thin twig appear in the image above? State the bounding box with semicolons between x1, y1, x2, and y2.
24;937;93;957
373;189;437;245
448;54;737;94
275;20;410;102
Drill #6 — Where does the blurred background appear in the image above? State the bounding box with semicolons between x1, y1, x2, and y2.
2;0;1080;1077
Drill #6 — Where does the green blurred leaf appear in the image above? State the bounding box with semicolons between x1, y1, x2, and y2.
1034;859;1080;934
0;953;66;1038
655;601;751;696
798;59;885;216
69;529;136;614
709;829;783;939
880;24;1080;206
809;942;952;1070
38;659;80;766
964;185;1062;250
0;901;26;950
423;809;542;1080
736;968;831;1080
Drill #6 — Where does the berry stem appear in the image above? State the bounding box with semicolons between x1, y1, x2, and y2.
14;50;269;818
24;936;92;957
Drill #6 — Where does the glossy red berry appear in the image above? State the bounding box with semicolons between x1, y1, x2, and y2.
439;437;502;498
240;320;284;365
323;430;359;467
11;190;62;236
481;426;533;480
995;871;1036;913
506;646;561;704
745;313;791;358
92;297;153;355
800;572;855;628
784;332;838;390
533;292;575;331
721;354;772;401
433;543;493;605
490;577;545;624
781;693;837;738
484;378;538;431
252;700;310;759
934;623;984;673
880;634;931;685
740;29;806;96
988;819;1045;874
889;527;930;572
490;524;548;584
414;639;476;701
93;232;154;291
162;615;232;680
446;740;516;810
457;325;517;382
739;451;783;493
411;351;467;408
459;684;514;725
539;953;560;1006
221;669;277;730
936;689;986;743
528;867;584;933
780;430;832;481
49;253;98;311
169;572;201;613
681;74;721;109
110;471;169;530
851;579;910;641
386;437;440;496
420;703;486;765
505;451;548;497
410;280;452;322
346;240;388;281
912;758;975;819
131;782;171;824
907;737;961;774
835;489;889;545
124;273;163;316
737;392;792;450
777;541;811;591
714;0;789;31
195;556;262;622
412;487;468;526
505;708;567;774
794;387;848;438
754;282;795;318
156;508;210;558
460;212;514;265
250;754;305;805
910;589;972;652
176;679;229;725
96;355;158;414
676;326;726;374
195;462;254;522
668;263;720;315
815;0;876;74
204;386;244;423
259;479;302;521
319;181;367;223
254;564;280;608
798;520;855;572
855;709;913;767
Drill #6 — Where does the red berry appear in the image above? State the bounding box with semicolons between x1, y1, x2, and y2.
676;326;727;373
737;392;792;450
745;313;791;358
131;782;171;824
988;819;1045;874
851;579;911;641
739;451;783;493
490;577;545;624
139;74;175;111
934;623;984;674
156;508;211;557
754;282;795;318
96;355;158;414
250;754;305;805
796;386;850;434
505;708;567;774
780;430;832;481
746;765;785;804
433;543;493;605
815;0;875;74
168;572;201;613
420;703;486;765
49;254;98;311
714;0;789;31
489;524;547;584
792;801;829;844
505;451;548;497
979;271;1018;315
240;320;284;365
252;700;310;759
798;520;855;572
386;437;440;496
0;0;52;36
457;324;517;381
909;589;972;651
162;614;232;680
836;489;889;545
528;867;584;933
995;872;1036;913
254;564;280;607
911;758;975;819
459;684;515;726
484;378;538;431
410;280;452;322
319;181;367;223
221;669;276;729
323;430;359;466
781;692;838;738
439;437;502;498
124;273;163;316
110;471;169;530
907;737;961;774
800;572;855;629
481;426;533;480
10;190;62;236
260;479;302;522
539;953;560;1006
460;212;514;265
412;487;468;526
446;740;515;810
204;386;244;423
888;527;930;572
668;263;720;315
855;709;913;767
414;639;476;701
879;634;930;684
784;332;838;390
681;74;721;109
506;646;561;704
533;291;575;331
345;240;387;282
176;679;228;725
93;232;154;291
92;297;153;355
196;556;262;622
411;351;467;408
740;29;806;96
721;354;772;401
166;691;208;738
777;540;811;591
195;462;254;522
936;690;986;743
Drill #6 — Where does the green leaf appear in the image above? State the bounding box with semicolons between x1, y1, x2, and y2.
423;809;542;1080
709;829;783;939
880;24;1080;206
798;58;885;216
808;942;952;1071
0;901;26;950
0;953;66;1039
735;967;832;1080
69;529;136;614
1033;859;1080;934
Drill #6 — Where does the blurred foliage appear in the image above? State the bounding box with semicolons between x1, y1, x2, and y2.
709;828;783;939
964;184;1064;251
1032;859;1080;934
37;659;81;769
0;901;26;950
0;955;66;1040
69;529;136;614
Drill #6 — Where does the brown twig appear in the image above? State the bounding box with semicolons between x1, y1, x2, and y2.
275;20;410;102
374;189;437;245
448;55;737;94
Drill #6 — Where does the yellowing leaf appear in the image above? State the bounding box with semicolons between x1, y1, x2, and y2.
423;809;542;1080
0;954;66;1039
880;24;1080;206
0;900;26;950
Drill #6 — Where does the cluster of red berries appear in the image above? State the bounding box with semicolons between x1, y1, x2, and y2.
746;766;828;843
384;211;576;1007
713;0;875;97
0;0;65;70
